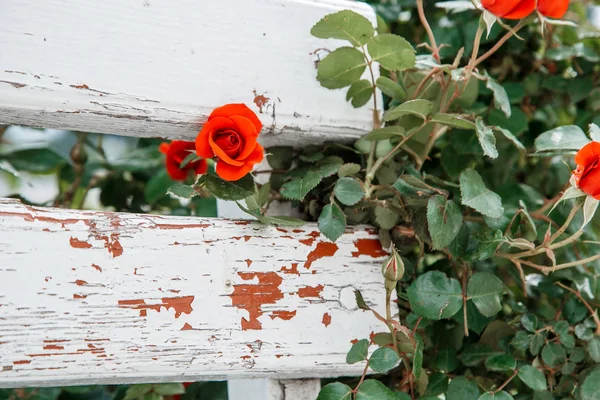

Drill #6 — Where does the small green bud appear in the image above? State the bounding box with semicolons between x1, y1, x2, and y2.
381;247;405;282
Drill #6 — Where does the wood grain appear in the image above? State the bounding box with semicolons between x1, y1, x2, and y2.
0;199;391;387
0;0;380;146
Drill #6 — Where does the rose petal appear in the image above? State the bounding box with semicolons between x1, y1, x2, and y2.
159;142;170;155
215;160;254;181
537;0;569;19
575;141;600;169
229;115;259;160
214;145;264;181
196;117;235;159
481;0;535;19
208;103;262;133
194;159;208;175
579;163;600;199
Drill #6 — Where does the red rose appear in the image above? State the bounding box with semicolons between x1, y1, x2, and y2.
195;103;264;181
572;141;600;199
481;0;569;20
537;0;569;19
159;140;208;181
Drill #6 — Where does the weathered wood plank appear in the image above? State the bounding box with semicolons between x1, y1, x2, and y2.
0;199;390;388
0;0;380;146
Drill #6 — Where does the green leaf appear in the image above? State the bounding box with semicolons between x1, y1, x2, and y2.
530;333;545;356
316;156;344;178
581;367;600;400
427;195;463;250
384;99;434;121
179;152;201;169
355;380;398;400
534;125;590;153
367;34;416;71
153;383;185;396
362;126;406;141
541;343;566;368
168;183;197;199
510;331;531;351
280;170;322;200
347;79;373;108
475;118;498;159
142;393;161;400
319;203;347;242
310;10;374;47
407;271;462;320
355;290;371;310
346;339;369;364
434;348;459;372
317;382;353;400
375;206;399;230
477;391;514;400
145;169;174;203
369;347;400;373
446;377;480;400
518;365;547;391
460;169;504;218
521;314;538;332
259;215;306;227
454;300;494;335
485;353;516;371
431;113;476;130
588;337;600;362
467;272;503;317
460;343;494;366
485;73;511;118
7;148;65;173
494;126;525;153
334;177;365;206
267;147;294;170
123;385;153;400
425;373;449;396
201;174;255;201
338;163;361;177
376;76;406;101
317;47;367;89
413;333;424;379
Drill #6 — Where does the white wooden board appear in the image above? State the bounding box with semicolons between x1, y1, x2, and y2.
0;199;391;388
0;0;380;146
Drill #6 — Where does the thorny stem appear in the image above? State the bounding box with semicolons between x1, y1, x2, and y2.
493;369;518;393
363;45;380;197
416;0;440;62
353;360;371;397
462;268;469;337
521;253;600;275
555;282;600;336
474;21;525;67
497;203;583;260
386;289;400;352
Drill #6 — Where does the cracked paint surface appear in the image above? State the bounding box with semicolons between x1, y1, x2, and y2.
0;198;391;386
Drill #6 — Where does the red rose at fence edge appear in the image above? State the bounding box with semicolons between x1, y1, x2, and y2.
537;0;569;19
572;141;600;199
481;0;535;19
159;140;208;181
481;0;569;19
195;103;264;181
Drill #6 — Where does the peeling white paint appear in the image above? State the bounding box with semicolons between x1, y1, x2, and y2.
0;198;392;388
0;0;381;146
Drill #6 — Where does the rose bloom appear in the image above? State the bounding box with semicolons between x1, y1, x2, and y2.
159;140;208;181
481;0;569;20
572;141;600;199
196;103;264;181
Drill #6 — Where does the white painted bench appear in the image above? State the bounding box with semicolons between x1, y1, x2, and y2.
0;1;386;398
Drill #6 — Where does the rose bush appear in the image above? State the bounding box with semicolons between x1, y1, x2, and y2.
3;0;600;399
